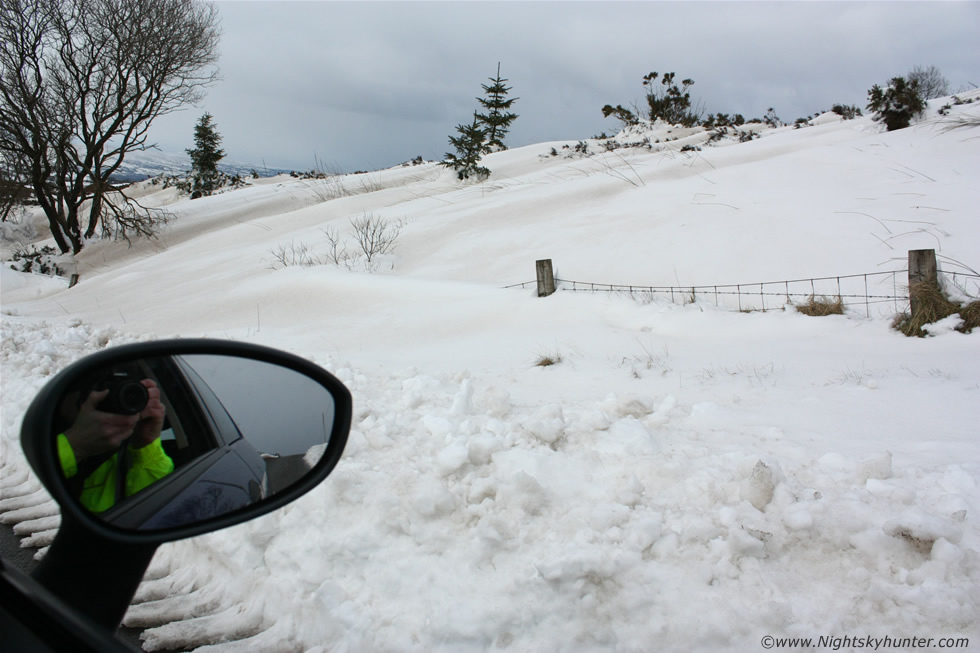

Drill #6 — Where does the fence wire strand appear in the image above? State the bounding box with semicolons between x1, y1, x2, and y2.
505;269;980;318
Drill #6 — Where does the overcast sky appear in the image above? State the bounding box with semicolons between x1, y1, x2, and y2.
146;1;979;174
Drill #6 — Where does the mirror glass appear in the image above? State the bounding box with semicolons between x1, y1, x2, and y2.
51;354;337;531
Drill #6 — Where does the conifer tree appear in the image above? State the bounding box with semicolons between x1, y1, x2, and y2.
475;63;519;151
186;112;225;198
867;77;925;131
441;114;490;180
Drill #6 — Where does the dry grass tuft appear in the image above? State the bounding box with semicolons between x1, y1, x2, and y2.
893;282;978;336
796;295;844;317
957;300;980;333
534;352;563;367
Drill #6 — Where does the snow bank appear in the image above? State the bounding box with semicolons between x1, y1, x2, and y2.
1;267;68;304
2;101;979;651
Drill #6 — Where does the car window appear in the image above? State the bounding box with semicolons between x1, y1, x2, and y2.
145;356;219;464
174;357;244;446
174;355;335;458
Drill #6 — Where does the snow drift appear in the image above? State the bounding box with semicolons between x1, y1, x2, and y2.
2;97;979;652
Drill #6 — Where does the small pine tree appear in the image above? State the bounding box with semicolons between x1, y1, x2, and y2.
867;77;925;131
475;63;519;151
186;112;225;198
441;114;490;180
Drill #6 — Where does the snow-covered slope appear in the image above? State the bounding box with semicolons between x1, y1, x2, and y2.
109;149;292;182
2;97;978;652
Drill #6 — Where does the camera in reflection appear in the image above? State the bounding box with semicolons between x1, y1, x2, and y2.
94;373;148;415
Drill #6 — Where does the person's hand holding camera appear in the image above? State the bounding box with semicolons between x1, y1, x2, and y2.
64;379;166;459
63;390;141;460
129;379;166;449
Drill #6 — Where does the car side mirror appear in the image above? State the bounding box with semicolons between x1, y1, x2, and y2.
17;339;352;630
49;352;345;532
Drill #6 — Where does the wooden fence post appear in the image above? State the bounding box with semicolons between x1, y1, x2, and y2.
536;259;555;297
908;249;937;315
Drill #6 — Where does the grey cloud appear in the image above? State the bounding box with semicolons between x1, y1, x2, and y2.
146;1;980;172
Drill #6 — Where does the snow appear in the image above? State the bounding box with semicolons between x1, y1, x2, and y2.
2;97;979;651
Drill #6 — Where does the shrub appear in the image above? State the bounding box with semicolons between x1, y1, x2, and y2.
832;104;862;120
349;213;401;267
153;171;245;196
268;241;322;268
8;244;65;276
702;113;744;130
707;127;728;143
288;170;327;180
601;104;639;128
643;72;700;127
763;108;782;128
867;77;925;131
270;214;402;273
938;95;978;121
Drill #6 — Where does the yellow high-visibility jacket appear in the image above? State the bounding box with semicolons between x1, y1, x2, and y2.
57;434;175;513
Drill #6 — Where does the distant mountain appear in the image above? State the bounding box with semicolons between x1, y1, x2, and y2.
110;150;292;183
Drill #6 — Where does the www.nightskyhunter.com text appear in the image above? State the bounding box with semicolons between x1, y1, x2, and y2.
760;635;970;650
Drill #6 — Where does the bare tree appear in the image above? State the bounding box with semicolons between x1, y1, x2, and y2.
0;0;220;254
907;65;950;100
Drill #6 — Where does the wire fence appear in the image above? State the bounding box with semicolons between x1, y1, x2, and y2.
505;269;980;317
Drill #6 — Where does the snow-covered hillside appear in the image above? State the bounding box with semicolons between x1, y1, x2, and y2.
108;149;292;183
2;97;979;652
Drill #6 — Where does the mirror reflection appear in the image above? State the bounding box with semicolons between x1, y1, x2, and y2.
53;354;337;530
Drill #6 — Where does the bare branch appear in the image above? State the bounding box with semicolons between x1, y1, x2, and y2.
321;226;353;267
97;184;173;244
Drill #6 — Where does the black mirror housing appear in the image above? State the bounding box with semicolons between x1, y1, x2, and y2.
20;339;352;546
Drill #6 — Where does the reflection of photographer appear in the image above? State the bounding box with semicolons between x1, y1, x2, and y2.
56;371;174;513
